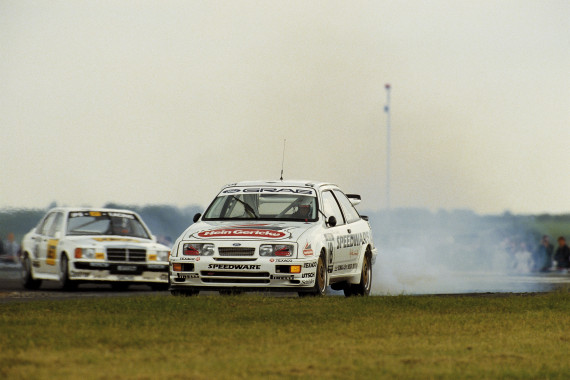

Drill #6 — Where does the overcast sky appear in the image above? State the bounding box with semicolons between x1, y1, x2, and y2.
1;1;568;214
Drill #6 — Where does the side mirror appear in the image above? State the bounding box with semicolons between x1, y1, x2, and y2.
193;213;202;223
54;231;62;239
151;235;157;242
361;215;369;221
327;216;337;227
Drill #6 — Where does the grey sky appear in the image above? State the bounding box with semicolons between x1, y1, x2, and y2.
1;1;569;214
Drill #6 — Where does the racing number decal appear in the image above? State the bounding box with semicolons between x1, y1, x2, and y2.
46;239;59;266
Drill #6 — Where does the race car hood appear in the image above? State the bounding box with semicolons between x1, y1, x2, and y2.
187;220;317;242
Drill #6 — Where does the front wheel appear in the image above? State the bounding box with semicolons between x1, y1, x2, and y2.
298;252;327;297
60;254;77;291
21;254;42;290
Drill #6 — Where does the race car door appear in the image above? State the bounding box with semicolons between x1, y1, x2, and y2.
332;189;370;272
36;212;64;274
320;190;349;274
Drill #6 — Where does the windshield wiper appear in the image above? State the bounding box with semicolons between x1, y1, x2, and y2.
231;196;258;218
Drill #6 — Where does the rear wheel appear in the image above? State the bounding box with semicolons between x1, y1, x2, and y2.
21;254;42;290
345;253;372;297
298;252;327;297
60;254;77;291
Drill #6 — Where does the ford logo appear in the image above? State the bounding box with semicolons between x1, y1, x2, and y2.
232;243;241;247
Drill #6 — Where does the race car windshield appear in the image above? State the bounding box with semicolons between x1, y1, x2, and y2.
203;193;318;222
66;211;150;239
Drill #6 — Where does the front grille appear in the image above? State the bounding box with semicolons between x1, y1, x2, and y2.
106;248;147;262
200;270;270;284
202;278;270;284
218;247;255;257
200;271;268;278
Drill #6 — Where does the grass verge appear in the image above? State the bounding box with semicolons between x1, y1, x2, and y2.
1;292;570;379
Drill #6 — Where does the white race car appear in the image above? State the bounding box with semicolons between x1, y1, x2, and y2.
169;180;377;297
21;208;170;290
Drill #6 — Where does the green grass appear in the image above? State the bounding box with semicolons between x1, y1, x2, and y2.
1;292;570;379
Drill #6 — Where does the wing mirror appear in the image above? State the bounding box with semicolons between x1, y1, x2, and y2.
327;216;337;227
193;213;202;223
346;194;361;206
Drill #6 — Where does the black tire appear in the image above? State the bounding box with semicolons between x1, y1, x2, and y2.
60;254;77;291
171;289;199;296
346;253;372;297
150;283;170;291
219;289;242;296
21;254;42;290
298;252;327;297
111;282;130;291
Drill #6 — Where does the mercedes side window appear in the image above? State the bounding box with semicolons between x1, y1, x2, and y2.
39;213;57;236
321;191;345;226
333;190;361;224
48;213;64;237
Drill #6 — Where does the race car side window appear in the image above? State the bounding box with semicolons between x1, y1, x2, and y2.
321;191;345;226
332;190;361;224
38;213;57;236
48;213;64;237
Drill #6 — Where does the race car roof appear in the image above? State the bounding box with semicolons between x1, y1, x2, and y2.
222;180;337;190
45;207;141;215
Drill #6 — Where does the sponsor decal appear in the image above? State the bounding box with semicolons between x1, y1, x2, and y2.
301;279;314;284
70;271;90;278
207;264;261;270
269;258;275;263
221;187;315;195
46;239;58;265
302;242;314;256
70;211;135;219
336;232;370;250
270;274;294;280
232;243;242;247
197;229;286;239
179;257;197;261
276;258;293;262
302;272;315;278
334;263;358;272
303;262;317;268
177;273;199;279
349;250;359;256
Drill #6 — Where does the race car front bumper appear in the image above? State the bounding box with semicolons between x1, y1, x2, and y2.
70;261;169;283
169;257;318;291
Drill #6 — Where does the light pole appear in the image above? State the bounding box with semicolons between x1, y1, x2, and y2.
384;83;391;212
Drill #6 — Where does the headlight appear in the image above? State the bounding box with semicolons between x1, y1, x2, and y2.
259;244;294;257
74;248;96;259
157;250;170;261
183;243;215;256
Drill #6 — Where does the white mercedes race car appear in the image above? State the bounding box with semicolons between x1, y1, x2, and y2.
169;180;377;297
20;208;170;290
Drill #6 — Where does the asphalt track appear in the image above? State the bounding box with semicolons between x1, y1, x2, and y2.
1;265;568;303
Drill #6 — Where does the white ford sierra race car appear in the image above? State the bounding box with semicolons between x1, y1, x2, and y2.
21;208;170;290
169;180;378;297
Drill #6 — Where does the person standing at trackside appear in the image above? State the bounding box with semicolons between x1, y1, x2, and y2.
536;235;554;271
553;236;570;270
1;233;20;263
